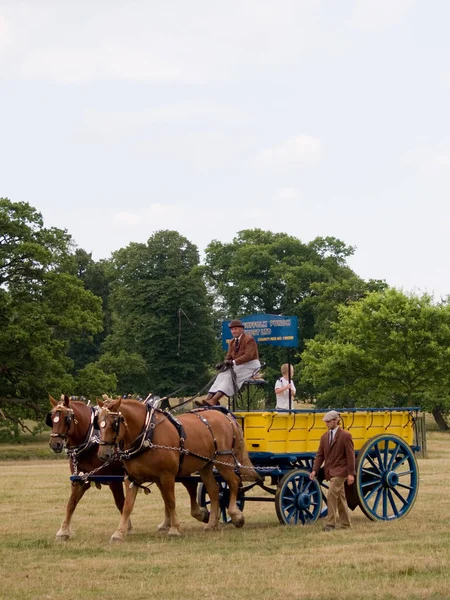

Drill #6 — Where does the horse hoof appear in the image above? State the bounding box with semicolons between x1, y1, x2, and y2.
167;528;181;537
193;508;209;524
232;515;245;528
55;534;70;542
203;524;219;532
110;533;124;543
157;523;170;532
200;509;209;524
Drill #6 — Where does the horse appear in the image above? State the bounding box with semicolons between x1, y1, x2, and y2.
47;394;207;541
46;394;132;541
97;396;258;541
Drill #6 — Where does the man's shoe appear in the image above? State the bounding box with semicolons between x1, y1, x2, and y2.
193;399;205;408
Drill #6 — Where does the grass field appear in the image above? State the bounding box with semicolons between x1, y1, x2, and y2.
0;431;449;600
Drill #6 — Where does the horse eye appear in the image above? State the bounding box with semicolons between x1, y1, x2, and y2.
53;416;60;423
100;420;106;428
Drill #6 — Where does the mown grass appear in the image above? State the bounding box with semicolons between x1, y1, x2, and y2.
1;430;450;599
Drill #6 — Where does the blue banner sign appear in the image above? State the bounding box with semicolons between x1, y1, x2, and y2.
222;314;299;349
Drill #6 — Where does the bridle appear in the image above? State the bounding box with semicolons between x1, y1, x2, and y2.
98;408;127;450
48;407;77;441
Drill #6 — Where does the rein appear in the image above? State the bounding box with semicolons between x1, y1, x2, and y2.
171;366;231;414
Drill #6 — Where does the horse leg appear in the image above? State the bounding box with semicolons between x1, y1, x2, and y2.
110;481;139;542
181;480;208;524
217;468;245;528
157;474;181;536
199;466;220;531
154;481;171;532
109;481;133;534
56;481;90;541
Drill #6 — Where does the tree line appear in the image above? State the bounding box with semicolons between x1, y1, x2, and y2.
1;198;449;439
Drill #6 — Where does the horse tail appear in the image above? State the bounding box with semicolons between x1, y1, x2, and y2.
233;420;261;482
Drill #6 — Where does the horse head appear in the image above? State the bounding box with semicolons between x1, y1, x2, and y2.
97;396;127;462
46;394;89;453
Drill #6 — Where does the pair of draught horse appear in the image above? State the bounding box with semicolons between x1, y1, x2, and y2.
97;396;257;541
47;394;256;541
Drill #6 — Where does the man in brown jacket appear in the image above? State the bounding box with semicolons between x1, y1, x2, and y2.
310;410;355;531
195;319;260;407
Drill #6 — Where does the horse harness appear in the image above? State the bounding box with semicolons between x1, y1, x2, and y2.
100;404;241;477
47;406;100;475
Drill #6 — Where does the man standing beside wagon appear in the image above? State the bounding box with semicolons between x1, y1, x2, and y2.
310;410;355;531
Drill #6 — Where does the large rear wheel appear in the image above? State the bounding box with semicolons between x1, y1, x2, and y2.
356;434;419;521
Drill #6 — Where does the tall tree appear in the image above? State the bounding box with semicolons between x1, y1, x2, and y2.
204;230;372;399
0;199;104;438
104;231;215;395
300;288;450;429
64;249;113;370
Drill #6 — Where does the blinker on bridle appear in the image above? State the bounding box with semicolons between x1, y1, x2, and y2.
99;409;127;447
48;408;78;439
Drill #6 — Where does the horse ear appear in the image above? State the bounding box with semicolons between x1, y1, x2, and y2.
49;395;58;408
98;398;104;408
63;394;70;407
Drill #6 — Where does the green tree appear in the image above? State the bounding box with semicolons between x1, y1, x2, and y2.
64;249;113;370
75;364;117;400
0;199;104;438
104;230;215;395
204;230;371;399
300;288;450;429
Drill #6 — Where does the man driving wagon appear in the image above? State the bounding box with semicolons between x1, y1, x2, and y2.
195;319;261;407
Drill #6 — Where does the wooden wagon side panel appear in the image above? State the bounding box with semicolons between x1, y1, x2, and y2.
234;409;417;454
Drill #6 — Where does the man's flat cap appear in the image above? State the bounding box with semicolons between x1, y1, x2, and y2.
323;410;340;422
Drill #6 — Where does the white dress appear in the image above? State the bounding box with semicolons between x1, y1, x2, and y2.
275;377;296;410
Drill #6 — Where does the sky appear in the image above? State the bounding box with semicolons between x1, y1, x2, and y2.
1;0;450;299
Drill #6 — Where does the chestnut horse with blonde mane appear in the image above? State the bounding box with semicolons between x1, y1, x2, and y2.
97;397;257;541
47;394;208;541
47;394;129;541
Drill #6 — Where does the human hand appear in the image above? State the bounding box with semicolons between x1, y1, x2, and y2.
215;362;224;370
347;474;355;485
309;471;316;481
224;359;234;368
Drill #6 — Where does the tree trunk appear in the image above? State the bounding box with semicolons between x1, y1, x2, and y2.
432;407;449;431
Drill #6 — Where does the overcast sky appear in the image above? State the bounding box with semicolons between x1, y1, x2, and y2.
1;0;449;298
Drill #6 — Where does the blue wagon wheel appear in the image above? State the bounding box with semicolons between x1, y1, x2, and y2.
275;469;322;526
356;434;419;521
197;481;245;524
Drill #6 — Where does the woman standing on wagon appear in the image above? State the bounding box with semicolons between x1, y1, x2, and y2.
195;319;260;407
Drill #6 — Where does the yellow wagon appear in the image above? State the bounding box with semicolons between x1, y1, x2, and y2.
199;407;421;526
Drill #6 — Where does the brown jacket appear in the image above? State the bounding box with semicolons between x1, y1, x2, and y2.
225;333;259;366
312;427;355;479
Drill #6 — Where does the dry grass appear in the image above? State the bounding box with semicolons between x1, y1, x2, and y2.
0;432;450;600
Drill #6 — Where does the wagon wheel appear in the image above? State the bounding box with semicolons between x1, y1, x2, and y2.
295;458;328;519
197;481;245;524
275;469;322;526
356;434;419;521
